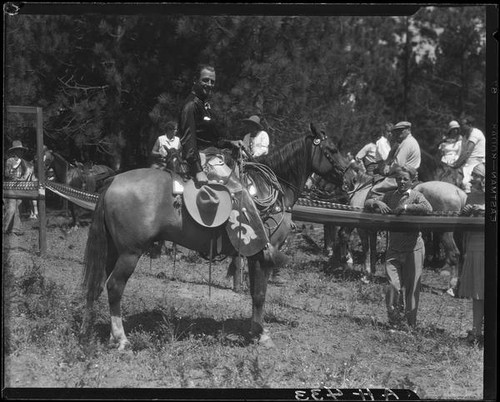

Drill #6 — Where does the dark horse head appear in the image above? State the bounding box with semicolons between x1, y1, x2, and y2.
419;149;463;187
257;123;349;199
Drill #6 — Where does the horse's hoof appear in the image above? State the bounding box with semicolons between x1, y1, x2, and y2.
113;339;130;351
258;330;275;349
361;275;371;284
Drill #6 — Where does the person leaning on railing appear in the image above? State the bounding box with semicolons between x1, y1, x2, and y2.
364;165;432;329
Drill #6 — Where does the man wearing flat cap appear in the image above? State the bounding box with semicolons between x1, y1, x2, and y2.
369;121;422;197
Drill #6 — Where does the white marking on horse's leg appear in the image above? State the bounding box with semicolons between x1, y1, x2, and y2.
258;328;275;349
110;315;129;350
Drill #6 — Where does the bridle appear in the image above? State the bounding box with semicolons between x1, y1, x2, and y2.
309;132;347;183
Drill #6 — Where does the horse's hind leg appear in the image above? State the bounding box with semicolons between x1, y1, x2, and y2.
30;200;38;219
441;232;460;290
106;252;141;350
248;257;274;348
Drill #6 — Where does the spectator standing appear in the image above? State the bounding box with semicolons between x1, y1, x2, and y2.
3;140;32;236
439;120;463;166
365;165;433;328
457;162;485;345
452;116;485;193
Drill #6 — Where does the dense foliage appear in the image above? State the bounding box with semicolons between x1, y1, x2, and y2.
4;6;487;171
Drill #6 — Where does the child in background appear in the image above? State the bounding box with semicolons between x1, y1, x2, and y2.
457;162;485;345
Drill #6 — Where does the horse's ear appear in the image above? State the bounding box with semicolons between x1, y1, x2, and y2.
309;122;319;137
337;138;344;152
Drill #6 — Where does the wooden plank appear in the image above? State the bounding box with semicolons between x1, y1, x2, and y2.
3;189;41;199
6;105;39;114
292;204;484;232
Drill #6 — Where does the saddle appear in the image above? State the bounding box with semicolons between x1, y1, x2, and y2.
174;151;271;257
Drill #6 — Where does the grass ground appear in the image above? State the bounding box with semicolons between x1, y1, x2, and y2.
2;213;485;399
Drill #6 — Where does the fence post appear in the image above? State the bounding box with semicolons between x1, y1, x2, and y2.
36;107;46;256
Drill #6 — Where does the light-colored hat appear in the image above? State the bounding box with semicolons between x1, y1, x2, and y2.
7;140;29;157
472;163;485;178
183;180;232;227
392;121;411;131
242;115;263;130
448;120;460;132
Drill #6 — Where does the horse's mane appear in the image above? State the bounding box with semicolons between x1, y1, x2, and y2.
258;136;310;185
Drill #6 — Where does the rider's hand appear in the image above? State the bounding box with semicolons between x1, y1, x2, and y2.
230;140;245;149
195;171;209;185
394;205;406;215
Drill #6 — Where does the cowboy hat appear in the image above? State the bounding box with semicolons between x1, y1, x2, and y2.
7;140;29;156
183;180;232;227
448;120;460;132
241;115;263;130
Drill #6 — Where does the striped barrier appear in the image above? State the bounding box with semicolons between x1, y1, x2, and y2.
3;181;41;199
293;197;484;232
4;182;484;232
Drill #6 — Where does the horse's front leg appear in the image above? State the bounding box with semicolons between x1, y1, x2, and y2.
358;229;371;276
69;204;79;228
369;230;378;275
248;256;274;348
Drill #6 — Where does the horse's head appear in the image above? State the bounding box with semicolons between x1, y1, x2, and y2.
342;159;365;192
308;123;349;187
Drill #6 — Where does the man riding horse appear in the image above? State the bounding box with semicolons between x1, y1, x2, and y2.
177;63;278;261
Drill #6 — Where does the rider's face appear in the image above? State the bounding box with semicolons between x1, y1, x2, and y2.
197;69;216;99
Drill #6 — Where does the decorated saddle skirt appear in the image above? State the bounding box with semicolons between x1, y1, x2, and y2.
179;151;269;257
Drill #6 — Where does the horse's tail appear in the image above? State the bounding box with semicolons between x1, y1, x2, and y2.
82;178;114;305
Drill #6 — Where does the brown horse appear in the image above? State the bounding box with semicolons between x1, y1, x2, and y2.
43;148;115;226
82;124;348;350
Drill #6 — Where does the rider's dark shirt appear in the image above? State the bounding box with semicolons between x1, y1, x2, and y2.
178;91;225;175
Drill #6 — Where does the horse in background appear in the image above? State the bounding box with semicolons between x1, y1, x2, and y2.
418;149;465;267
418;149;463;188
43;148;116;226
81;124;348;350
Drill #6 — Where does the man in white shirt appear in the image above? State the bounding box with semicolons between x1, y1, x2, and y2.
375;123;392;162
452;116;485;193
242;115;270;158
356;125;392;175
